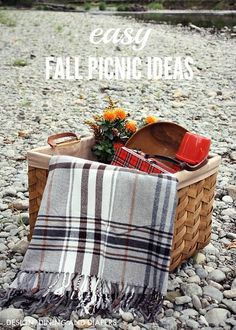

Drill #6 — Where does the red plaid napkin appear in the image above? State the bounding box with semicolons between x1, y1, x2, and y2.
111;147;179;174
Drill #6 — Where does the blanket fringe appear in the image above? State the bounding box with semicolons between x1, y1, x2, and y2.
0;271;163;321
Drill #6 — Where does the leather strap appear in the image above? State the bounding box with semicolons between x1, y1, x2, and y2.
144;153;208;171
47;132;80;148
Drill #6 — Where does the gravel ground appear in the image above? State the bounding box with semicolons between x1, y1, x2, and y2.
0;9;236;330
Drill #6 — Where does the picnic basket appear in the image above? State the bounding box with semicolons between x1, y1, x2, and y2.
27;133;221;271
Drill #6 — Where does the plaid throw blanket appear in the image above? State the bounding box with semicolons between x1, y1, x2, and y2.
1;156;178;320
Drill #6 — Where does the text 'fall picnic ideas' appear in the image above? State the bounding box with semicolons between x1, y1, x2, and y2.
45;28;194;81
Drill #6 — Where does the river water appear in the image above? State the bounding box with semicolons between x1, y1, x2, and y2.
93;10;236;30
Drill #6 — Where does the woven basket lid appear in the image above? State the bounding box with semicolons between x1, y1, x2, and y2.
125;121;188;158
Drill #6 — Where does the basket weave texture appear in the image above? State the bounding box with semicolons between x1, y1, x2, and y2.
28;166;217;271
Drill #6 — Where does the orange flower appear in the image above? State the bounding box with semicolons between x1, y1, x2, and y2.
145;115;158;124
114;108;126;121
125;120;137;133
103;110;116;122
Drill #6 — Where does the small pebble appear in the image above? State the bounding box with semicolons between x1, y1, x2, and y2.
208;269;226;283
74;319;93;329
192;294;202;310
223;289;236;299
175;296;192;305
222;195;233;203
186;319;199;329
121;312;134;323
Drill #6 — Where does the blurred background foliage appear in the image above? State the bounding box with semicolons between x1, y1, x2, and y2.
0;0;235;10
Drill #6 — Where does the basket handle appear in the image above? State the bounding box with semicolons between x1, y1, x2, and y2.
47;132;80;148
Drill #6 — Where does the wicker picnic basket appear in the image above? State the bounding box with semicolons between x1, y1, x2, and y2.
27;133;221;271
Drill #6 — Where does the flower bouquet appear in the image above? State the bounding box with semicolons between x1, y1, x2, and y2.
85;96;158;163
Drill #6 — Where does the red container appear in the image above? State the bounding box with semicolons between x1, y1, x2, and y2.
111;147;180;174
176;132;211;165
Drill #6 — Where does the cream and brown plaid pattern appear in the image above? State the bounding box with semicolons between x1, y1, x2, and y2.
1;156;178;320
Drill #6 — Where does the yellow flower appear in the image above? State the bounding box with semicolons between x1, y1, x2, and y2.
145;115;158;124
114;108;127;121
103;110;116;122
125;120;137;133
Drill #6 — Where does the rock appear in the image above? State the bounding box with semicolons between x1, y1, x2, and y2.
201;298;210;308
121;312;134;323
168;278;181;290
203;286;223;302
178;314;188;323
222;208;236;219
3;275;12;283
185;269;195;277
227;232;236;240
49;319;64;330
18;130;30;138
222;299;236;314
12;199;29;211
106;84;125;92
203;243;219;255
187;275;201;284
222;195;233;203
10;228;19;236
181;283;202;297
119;321;128;330
223;289;236;298
74;319;93;329
15;255;24;262
220;237;231;245
231;278;236;289
4;224;18;232
226;318;236;327
173;90;188;100
181;308;198;317
230;151;236;161
166;290;182;302
23;316;38;328
205;308;230;327
64;321;75;330
211;233;218;241
3;188;17;197
0;260;7;271
186;319;199;329
20;212;29;225
11;238;29;255
192;294;202;310
0;243;7;252
227;185;236;200
0;308;24;325
0;203;8;211
195;266;208;279
208;280;223;290
171;101;184;108
207;269;226;283
165;309;174;317
199;315;208;326
127;325;140;330
175;295;191;305
159;317;177;330
204;265;215;273
0;232;9;238
208;91;217;98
